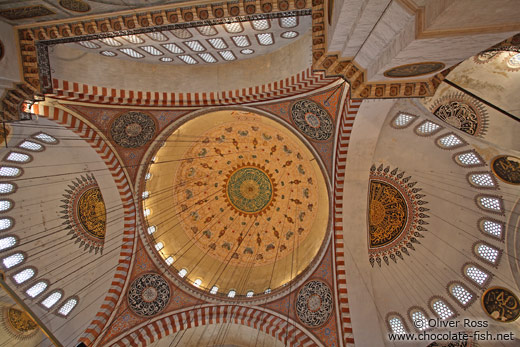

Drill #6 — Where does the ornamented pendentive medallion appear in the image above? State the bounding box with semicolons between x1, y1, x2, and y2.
492;155;520;185
0;307;38;339
481;287;520;322
368;165;429;267
383;62;445;78
295;280;333;328
60;174;106;254
110;111;156;148
430;93;487;137
128;273;171;317
291;100;334;141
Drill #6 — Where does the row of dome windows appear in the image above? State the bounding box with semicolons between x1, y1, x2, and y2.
143;171;269;298
0;132;79;317
389;112;506;334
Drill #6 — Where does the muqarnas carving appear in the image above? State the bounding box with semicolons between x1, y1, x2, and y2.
60;174;106;254
368;165;429;266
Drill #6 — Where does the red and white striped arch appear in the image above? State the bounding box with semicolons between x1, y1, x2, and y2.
31;104;136;346
333;93;362;346
108;305;322;346
50;68;336;107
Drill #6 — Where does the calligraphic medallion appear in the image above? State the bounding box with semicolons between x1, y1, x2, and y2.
7;308;37;334
61;174;106;254
290;100;334;141
224;165;275;215
431;93;487;137
110;111;156;148
491;155;520;185
383;62;445;78
369;180;408;248
295;280;333;327
128;273;171;317
481;287;520;322
368;165;429;266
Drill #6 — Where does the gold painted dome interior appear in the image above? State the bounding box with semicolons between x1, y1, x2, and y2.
143;110;329;297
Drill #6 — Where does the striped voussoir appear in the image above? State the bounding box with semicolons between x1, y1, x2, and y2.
31;104;136;346
333;94;362;346
50;68;336;106
109;305;322;346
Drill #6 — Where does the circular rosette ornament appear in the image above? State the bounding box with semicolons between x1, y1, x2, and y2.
290;100;333;141
224;164;276;216
110;111;156;148
295;280;333;327
128;273;171;317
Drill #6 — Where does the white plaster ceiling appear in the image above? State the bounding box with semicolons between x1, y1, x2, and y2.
65;16;311;65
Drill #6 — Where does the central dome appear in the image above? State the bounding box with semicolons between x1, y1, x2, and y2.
143;110;330;296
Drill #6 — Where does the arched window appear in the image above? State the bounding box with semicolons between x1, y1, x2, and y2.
279;16;297;28
388;315;406;334
392;113;416;128
437;133;464;149
18;141;43;151
165;256;174;265
155;242;164;251
0;236;16;251
246;290;254;298
147;225;156;234
0;183;15;194
454;151;483;167
41;291;62;309
2;253;24;268
145;172;152;180
227;290;236;298
26;281;48;298
479;219;503;239
464;264;490;287
0;218;13;231
431;298;455;320
142;191;150;199
448;282;475;307
193;279;202;287
57;298;78;316
0;167;21;177
409;308;428;331
476;195;504;214
252;19;270;31
5;152;31;163
143;208;151;217
12;268;35;284
415;121;441;136
0;200;13;212
468;173;496;188
210;286;218;294
475;243;500;264
178;268;187;278
33;133;58;144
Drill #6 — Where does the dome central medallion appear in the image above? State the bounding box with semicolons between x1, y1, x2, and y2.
224;164;276;215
